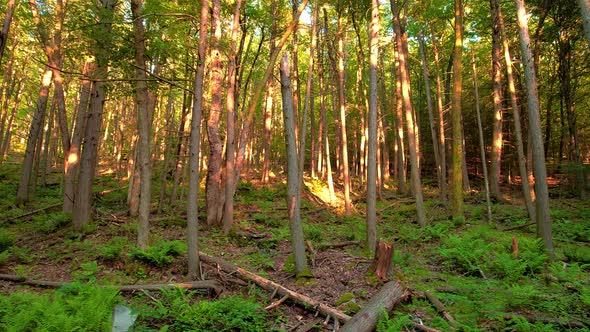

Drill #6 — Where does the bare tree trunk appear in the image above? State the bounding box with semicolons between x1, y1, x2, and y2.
490;0;505;201
0;0;16;65
261;6;277;185
578;0;590;47
418;33;443;198
187;0;209;281
471;50;492;221
366;0;380;252
16;68;52;204
131;0;152;249
451;0;464;219
157;91;175;215
318;21;335;203
206;0;224;227
280;52;310;279
0;78;21;161
390;0;426;226
393;42;406;194
514;0;555;259
72;0;114;230
222;0;242;235
431;29;447;200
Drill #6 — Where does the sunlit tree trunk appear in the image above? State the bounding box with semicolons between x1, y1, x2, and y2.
366;0;379;252
187;0;209;281
261;5;277;185
498;7;536;221
318;17;335;203
418;33;443;198
451;0;464;219
489;0;505;201
393;42;406;194
222;0;242;235
280;52;310;279
471;50;492;221
73;0;114;229
0;79;21;160
206;0;224;227
391;0;426;226
514;0;554;259
0;0;16;65
431;29;447;200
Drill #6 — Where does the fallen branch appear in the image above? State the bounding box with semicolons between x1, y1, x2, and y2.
198;252;351;322
339;281;407;332
318;240;361;250
423;290;458;328
1;203;62;223
0;274;221;294
498;222;535;232
265;294;289;311
377;199;415;213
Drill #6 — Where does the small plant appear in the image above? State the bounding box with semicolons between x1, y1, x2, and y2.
33;212;71;233
0;230;15;252
377;312;414;332
97;236;127;261
129;240;185;267
303;223;322;243
73;261;100;282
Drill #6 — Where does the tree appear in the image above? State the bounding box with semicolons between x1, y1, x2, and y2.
578;0;590;46
187;0;209;281
131;0;151;249
0;0;16;67
279;52;310;279
451;0;464;219
366;0;379;252
514;0;555;259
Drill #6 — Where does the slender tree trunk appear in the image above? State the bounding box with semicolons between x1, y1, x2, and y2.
418;33;443;198
16;68;52;204
0;0;16;65
498;7;536;222
366;0;380;252
431;29;448;200
187;0;209;281
280;52;310;279
0;78;21;160
206;0;224;227
490;0;505;201
514;0;554;259
471;50;492;221
451;0;464;219
390;0;426;226
222;0;242;235
261;6;277;185
336;11;352;214
157;91;176;215
72;0;114;230
578;0;590;47
318;24;335;203
393;42;406;194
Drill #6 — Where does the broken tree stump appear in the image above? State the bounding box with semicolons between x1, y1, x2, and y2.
198;252;351;322
369;241;394;280
339;281;407;332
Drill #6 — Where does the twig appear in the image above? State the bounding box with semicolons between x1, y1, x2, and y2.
423;290;458;328
318;241;361;250
1;203;62;223
265;294;289;311
498;222;535;232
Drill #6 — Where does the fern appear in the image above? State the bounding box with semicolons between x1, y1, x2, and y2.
129;240;185;267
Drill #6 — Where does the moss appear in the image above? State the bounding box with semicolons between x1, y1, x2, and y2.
335;292;356;306
341;301;361;314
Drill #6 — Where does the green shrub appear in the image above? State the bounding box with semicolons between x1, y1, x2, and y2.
0;230;15;252
303;223;322;243
0;283;120;331
377;312;414;332
97;236;127;261
33;212;71;233
139;288;272;331
129;240;185;267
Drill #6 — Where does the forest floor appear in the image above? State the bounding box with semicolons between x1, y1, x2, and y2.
0;160;589;331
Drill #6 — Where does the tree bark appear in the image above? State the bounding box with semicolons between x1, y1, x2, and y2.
131;0;152;249
390;0;426;226
72;0;115;230
431;29;447;200
187;0;209;281
367;0;379;252
393;41;406;194
0;0;16;65
451;0;464;219
514;0;555;259
280;52;310;279
206;0;224;227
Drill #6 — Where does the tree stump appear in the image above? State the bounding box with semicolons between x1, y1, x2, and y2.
369;241;394;280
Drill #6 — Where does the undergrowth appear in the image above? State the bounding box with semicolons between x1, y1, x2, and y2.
129;240;185;267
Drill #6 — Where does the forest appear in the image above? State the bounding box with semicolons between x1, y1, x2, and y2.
0;0;589;330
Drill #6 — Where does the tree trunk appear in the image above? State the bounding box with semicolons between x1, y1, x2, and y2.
206;0;224;227
0;78;21;161
318;20;335;203
72;0;114;230
222;0;242;235
471;50;492;221
0;0;16;65
578;0;590;47
16;68;52;204
451;0;464;219
280;52;310;279
366;0;379;252
390;0;426;226
431;29;448;200
261;6;277;185
393;42;406;194
131;0;152;249
498;7;536;222
489;0;505;201
187;0;209;281
514;0;555;259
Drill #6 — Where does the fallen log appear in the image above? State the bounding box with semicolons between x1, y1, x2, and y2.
0;274;221;294
339;281;407;332
198;252;351;322
318;240;361;250
1;203;62;223
423;290;458;328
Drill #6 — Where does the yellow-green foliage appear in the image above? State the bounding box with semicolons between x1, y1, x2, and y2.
129;240;185;267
